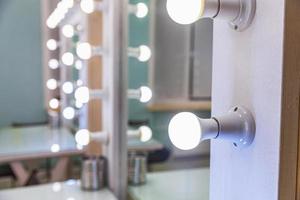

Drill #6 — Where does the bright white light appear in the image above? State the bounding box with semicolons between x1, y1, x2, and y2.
75;129;90;146
75;60;83;70
62;24;74;38
140;126;152;142
52;182;62;192
48;59;59;69
62;82;74;94
67;197;75;200
140;86;152;103
138;45;151;62
46;79;58;90
62;52;74;66
49;98;60;109
76;80;83;86
62;0;74;9
75;86;90;104
51;144;60;153
168;112;201;150
166;0;204;25
75;101;84;109
136;3;149;18
63;107;75;120
46;39;58;51
76;42;92;60
80;0;95;14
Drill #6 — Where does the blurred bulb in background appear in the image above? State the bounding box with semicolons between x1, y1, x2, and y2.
47;39;58;51
48;59;59;69
75;86;90;104
63;107;75;120
62;52;74;66
75;60;83;70
62;24;74;38
139;126;153;142
140;86;152;103
75;129;90;146
51;144;60;153
136;3;149;18
76;43;92;60
46;79;58;90
80;0;95;14
49;98;60;109
62;82;74;94
138;45;151;62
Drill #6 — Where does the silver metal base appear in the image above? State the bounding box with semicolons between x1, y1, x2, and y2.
229;0;256;31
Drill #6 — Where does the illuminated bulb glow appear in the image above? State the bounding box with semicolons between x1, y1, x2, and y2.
52;182;62;192
62;82;74;94
75;60;83;70
48;59;59;69
47;0;74;29
76;80;83;86
136;3;149;18
62;24;74;38
46;39;58;51
76;43;92;60
46;79;58;90
138;45;151;62
139;126;152;142
62;52;74;66
75;129;90;146
49;98;60;109
51;144;60;153
75;86;90;104
80;0;95;14
75;101;84;109
140;86;152;103
166;0;204;25
168;112;201;150
63;107;75;120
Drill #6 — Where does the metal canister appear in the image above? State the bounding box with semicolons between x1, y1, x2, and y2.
81;157;105;191
128;153;147;185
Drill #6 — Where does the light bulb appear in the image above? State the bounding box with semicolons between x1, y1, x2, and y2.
140;86;152;103
63;107;75;120
52;182;62;192
75;86;90;104
46;39;58;51
51;144;60;153
49;98;60;109
80;0;95;14
75;129;90;146
62;24;74;38
76;42;92;60
48;59;59;69
75;101;84;109
75;60;83;70
46;79;58;90
62;52;74;66
62;82;74;94
76;80;83;86
136;3;149;18
62;0;74;9
138;45;151;62
168;112;201;150
140;126;152;142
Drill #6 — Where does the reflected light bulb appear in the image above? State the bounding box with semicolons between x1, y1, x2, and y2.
48;59;59;69
140;86;152;103
75;86;90;104
80;0;95;14
62;82;74;94
46;39;58;51
138;45;151;62
63;107;75;120
76;42;92;60
166;0;204;25
75;101;83;109
168;112;201;150
46;79;58;90
136;3;149;18
52;182;62;192
75;129;90;146
49;98;60;109
51;144;60;153
62;24;74;38
140;126;152;142
75;60;83;70
62;52;74;66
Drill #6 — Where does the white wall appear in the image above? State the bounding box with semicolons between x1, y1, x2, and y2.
210;0;285;199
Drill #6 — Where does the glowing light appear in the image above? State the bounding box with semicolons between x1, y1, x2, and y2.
75;101;83;109
136;3;149;18
138;45;151;62
140;86;152;103
75;86;90;104
75;60;83;70
62;24;74;38
62;82;74;94
48;59;59;69
80;0;95;14
63;107;75;120
140;126;152;142
52;182;62;192
168;112;201;150
46;79;58;90
51;144;60;153
75;129;90;146
76;42;92;60
166;0;204;25
76;80;83;86
49;98;60;109
46;39;58;51
62;52;74;66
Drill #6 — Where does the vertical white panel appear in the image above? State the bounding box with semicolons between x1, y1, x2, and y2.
210;0;285;199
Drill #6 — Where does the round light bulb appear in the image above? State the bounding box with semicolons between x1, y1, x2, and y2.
52;182;62;192
75;60;83;70
46;79;58;90
166;0;204;25
76;80;83;86
80;0;95;14
140;126;152;142
140;86;152;103
138;45;151;62
76;43;92;60
168;112;201;150
62;82;74;94
63;107;75;120
75;129;90;146
49;98;60;109
136;3;149;18
75;101;84;109
46;39;58;51
62;52;74;66
75;86;90;104
62;24;74;38
48;59;59;69
62;0;74;9
51;144;60;153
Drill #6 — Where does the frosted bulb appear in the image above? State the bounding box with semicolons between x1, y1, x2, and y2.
75;129;90;146
75;86;90;104
136;3;149;18
63;107;75;120
62;24;74;38
140;86;152;103
51;144;60;153
166;0;204;25
140;126;152;142
76;43;92;60
48;59;59;69
62;82;74;94
75;101;83;109
46;39;58;51
62;52;74;66
46;79;58;90
75;60;83;70
49;98;60;109
138;45;151;62
168;112;201;150
80;0;95;14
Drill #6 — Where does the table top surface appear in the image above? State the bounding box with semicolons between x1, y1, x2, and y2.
0;126;83;163
127;139;164;152
0;180;117;200
128;168;210;200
